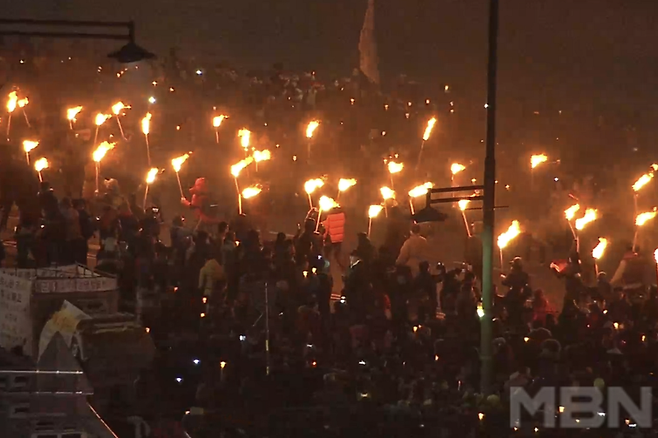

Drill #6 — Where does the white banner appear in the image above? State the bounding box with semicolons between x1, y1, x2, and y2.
0;272;32;354
38;301;90;359
34;276;117;294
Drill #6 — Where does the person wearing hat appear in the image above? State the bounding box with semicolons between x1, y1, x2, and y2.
181;177;219;233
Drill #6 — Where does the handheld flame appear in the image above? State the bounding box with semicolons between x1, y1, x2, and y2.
95;113;110;126
592;238;608;260
304;178;324;194
242;185;262;199
530;154;548;169
654;248;658;264
17;97;28;108
388;161;404;174
6;91;17;113
575;209;598;230
111;101;127;115
34;157;49;172
564;204;581;220
22;140;39;153
422;117;437;141
633;172;654;192
408;182;433;198
318;195;338;211
458;199;470;211
231;157;254;177
238;129;251;149
171;153;190;172
253;149;271;162
368;205;384;218
451;163;466;175
66;106;83;122
338;178;357;192
146;168;159;184
92;141;116;163
306;120;320;139
380;186;396;200
636;210;657;226
497;220;521;249
141;112;152;135
213;115;227;128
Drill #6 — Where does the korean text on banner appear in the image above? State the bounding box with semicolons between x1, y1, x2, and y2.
0;272;32;354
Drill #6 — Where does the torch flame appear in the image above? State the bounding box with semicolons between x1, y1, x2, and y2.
95;113;110;126
408;182;433;198
92;141;116;163
242;185;262;199
111;101;127;115
530;154;548;169
22;140;39;153
458;199;470;211
145;168;159;184
652;164;658;172
387;161;404;174
304;178;324;194
564;204;581;220
306;120;320;139
380;186;396;200
497;220;521;249
592;238;608;260
213;115;227;128
17;97;28;108
6;91;17;113
34;157;49;172
318;195;338;211
574;208;598;230
422;117;437;141
338;178;357;192
253;149;271;162
66;106;83;121
238;129;251;149
171;153;190;172
368;205;384;218
141;112;152;135
451;163;466;175
632;172;654;192
654;248;658;264
231;157;254;177
636;211;657;226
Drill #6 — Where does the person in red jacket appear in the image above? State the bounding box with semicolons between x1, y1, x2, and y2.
181;177;219;233
323;205;346;270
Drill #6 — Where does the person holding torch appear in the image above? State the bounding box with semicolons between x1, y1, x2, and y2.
181;177;219;233
92;141;116;194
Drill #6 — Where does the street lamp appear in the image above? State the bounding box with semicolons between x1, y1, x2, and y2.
0;19;155;63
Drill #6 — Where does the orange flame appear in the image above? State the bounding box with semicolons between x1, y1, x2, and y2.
304;178;324;194
633;173;654;192
231;157;254;177
34;157;49;172
17;97;28;108
242;185;262;199
636;211;657;226
253;149;271;162
338;178;357;192
306;120;320;138
387;161;404;174
368;205;383;218
95;113;110;126
497;220;521;249
422;117;437;141
213;115;227;128
574;208;598;230
146;168;159;184
141;112;152;135
530;154;548;169
408;182;433;198
451;163;466;175
6;91;17;113
66;106;83;121
238;129;251;149
111;101;127;115
592;238;608;260
318;195;338;211
564;204;581;220
171;153;190;172
22;140;39;153
380;186;396;200
92;141;116;163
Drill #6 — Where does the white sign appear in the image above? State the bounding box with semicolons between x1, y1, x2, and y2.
34;276;117;294
0;272;32;354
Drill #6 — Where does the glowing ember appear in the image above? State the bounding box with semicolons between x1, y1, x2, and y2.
564;204;581;220
632;172;654;192
338;178;357;192
368;205;383;218
92;141;116;163
422;117;437;141
213;115;227;128
231;157;254;177
497;220;521;249
171;153;190;172
318;195;338;211
636;211;657;226
6;91;17;113
451;163;466;175
592;238;608;260
304;178;324;194
306;120;320;138
242;185;262;199
145;168;158;184
380;186;396;200
111;101;127;115
141;112;152;135
574;208;598;230
238;129;251;149
530;154;548;169
66;106;83;121
253;149;271;162
387;161;404;174
22;140;39;153
95;113;110;126
408;182;433;198
458;199;470;211
34;157;49;172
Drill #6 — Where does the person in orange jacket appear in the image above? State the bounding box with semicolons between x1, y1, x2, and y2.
181;177;219;233
323;205;346;270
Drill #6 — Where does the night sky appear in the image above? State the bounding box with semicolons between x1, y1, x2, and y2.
4;0;658;121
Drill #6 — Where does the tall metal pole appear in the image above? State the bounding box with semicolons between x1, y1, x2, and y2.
480;0;499;396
